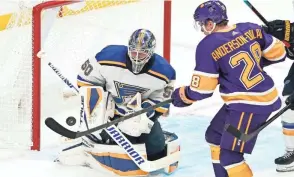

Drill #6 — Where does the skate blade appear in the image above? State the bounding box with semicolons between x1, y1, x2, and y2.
276;164;294;172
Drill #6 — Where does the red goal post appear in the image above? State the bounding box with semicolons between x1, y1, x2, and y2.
0;0;171;151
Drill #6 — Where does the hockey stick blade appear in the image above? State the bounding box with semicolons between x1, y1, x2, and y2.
225;104;291;142
45;118;77;139
224;124;255;142
45;98;173;139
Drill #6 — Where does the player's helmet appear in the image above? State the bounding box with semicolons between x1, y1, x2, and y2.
128;29;156;74
193;0;228;31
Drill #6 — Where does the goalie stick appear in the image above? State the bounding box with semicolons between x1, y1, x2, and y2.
225;103;291;142
48;62;79;93
44;62;177;171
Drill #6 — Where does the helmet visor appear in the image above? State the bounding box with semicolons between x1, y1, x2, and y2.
194;20;205;32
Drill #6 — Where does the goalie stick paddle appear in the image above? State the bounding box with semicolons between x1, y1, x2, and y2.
224;104;291;142
45;98;173;139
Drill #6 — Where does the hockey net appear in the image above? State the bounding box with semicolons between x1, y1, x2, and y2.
0;0;171;150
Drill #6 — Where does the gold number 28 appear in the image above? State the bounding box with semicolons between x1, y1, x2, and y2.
229;42;264;90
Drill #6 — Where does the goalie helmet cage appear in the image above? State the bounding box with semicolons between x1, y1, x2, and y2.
0;0;172;151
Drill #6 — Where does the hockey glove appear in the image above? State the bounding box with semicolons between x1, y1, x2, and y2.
263;20;294;59
141;100;156;118
263;20;293;44
171;87;193;107
285;92;294;110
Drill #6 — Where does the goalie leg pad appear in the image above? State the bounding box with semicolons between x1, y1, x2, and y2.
56;142;88;166
79;86;115;136
163;131;180;174
85;142;149;176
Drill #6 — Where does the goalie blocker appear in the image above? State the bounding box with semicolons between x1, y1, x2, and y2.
56;86;180;176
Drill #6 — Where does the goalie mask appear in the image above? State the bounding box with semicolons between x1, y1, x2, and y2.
128;29;156;74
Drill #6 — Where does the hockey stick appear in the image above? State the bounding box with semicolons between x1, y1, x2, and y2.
48;62;79;93
45;98;172;139
101;124;179;172
243;0;291;47
224;103;291;142
243;0;269;25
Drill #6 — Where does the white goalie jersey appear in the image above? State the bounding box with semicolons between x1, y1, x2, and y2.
77;45;176;117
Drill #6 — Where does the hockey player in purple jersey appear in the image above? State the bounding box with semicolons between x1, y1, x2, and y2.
171;1;286;177
263;20;294;172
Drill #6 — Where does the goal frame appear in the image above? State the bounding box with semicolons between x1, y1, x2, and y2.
31;0;172;151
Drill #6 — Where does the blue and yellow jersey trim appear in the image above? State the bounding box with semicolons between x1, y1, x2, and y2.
96;59;174;84
147;69;171;84
147;54;176;84
282;121;294;136
77;75;96;87
147;99;170;114
98;60;127;69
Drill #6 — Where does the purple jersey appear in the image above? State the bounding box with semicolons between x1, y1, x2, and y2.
183;22;287;114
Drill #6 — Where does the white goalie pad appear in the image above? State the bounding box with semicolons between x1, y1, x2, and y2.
79;86;115;132
57;131;180;176
164;131;180;174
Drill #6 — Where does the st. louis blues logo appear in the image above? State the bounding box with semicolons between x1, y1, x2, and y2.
113;81;149;104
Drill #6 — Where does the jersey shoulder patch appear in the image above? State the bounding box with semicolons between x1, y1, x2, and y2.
148;54;176;83
95;45;128;68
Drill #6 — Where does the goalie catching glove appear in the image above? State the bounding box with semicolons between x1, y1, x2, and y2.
117;92;154;137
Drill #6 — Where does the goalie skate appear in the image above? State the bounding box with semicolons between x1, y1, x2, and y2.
275;151;294;172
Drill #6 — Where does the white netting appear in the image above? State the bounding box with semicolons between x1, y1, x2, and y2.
0;2;33;149
0;0;169;150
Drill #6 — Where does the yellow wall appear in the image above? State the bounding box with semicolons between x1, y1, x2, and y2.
0;0;138;31
0;13;12;30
